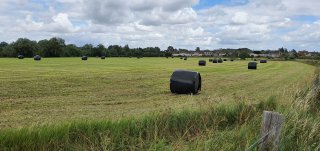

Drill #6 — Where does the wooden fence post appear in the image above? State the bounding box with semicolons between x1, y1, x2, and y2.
259;111;284;151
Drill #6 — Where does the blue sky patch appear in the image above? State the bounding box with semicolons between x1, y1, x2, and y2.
194;0;249;10
292;15;318;23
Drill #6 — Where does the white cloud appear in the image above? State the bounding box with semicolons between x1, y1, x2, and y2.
0;0;320;50
231;12;248;25
50;13;79;33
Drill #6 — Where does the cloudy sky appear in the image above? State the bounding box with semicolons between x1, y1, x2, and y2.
0;0;319;50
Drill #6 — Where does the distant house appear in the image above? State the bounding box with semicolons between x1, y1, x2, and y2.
172;52;203;57
212;53;226;57
191;52;203;57
172;53;191;57
250;51;280;58
203;51;214;56
268;52;280;58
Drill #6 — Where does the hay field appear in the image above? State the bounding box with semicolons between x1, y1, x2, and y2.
0;58;315;128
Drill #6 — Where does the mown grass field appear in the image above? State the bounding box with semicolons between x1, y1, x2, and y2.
0;57;315;129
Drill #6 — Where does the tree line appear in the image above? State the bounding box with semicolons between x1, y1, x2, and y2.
0;37;163;57
0;37;318;59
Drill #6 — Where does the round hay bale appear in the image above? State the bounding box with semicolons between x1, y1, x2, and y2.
180;57;183;59
18;55;24;59
184;57;187;60
198;60;206;66
231;59;234;61
82;56;88;60
34;55;41;61
218;58;223;63
209;59;213;62
223;59;227;61
101;56;106;59
260;60;267;63
254;59;257;61
248;62;257;69
213;59;218;63
170;70;201;94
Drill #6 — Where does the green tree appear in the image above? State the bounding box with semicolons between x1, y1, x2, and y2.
108;45;122;57
1;45;15;57
12;38;38;57
239;52;249;60
196;47;200;52
92;44;106;57
166;46;175;53
63;44;81;57
123;44;131;57
82;44;93;56
38;37;65;57
0;42;8;48
289;49;298;59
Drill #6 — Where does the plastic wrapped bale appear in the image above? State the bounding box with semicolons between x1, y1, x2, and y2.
34;55;41;61
170;70;201;94
254;59;257;61
248;62;257;69
180;57;183;59
184;57;187;60
18;55;24;59
198;60;206;66
209;59;213;62
101;56;106;59
213;59;218;63
82;56;88;60
223;59;227;61
218;59;223;63
231;59;234;61
260;60;267;63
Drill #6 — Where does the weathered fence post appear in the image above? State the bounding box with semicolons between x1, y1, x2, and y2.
259;111;284;151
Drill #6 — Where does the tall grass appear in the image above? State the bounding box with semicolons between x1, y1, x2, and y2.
0;90;319;150
0;99;276;150
279;68;320;150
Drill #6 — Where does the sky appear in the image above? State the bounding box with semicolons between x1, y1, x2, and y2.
0;0;320;51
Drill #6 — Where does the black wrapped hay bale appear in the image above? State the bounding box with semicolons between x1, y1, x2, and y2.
18;55;24;59
34;55;41;61
180;57;183;59
184;57;187;60
231;59;234;61
223;59;227;61
248;62;257;69
254;59;257;61
198;60;206;66
209;59;213;62
101;56;106;59
218;58;223;63
82;56;88;60
170;70;201;94
260;60;267;63
213;59;218;63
